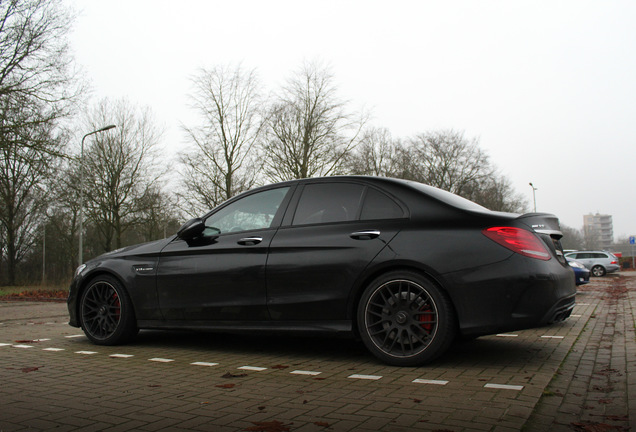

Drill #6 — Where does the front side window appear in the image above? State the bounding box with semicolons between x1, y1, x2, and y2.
205;187;290;235
293;183;364;226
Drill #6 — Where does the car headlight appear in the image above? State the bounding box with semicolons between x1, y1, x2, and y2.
75;264;87;277
568;261;585;269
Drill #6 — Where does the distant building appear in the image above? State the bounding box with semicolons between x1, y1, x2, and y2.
583;213;614;250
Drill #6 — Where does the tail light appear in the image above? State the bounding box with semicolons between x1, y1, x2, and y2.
482;227;551;261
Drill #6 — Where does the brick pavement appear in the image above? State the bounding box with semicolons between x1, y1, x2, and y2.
0;275;634;431
525;273;636;432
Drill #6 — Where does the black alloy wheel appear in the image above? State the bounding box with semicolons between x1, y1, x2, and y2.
79;275;137;345
358;271;456;366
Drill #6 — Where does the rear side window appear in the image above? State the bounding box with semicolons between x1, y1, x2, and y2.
293;183;364;225
361;188;404;220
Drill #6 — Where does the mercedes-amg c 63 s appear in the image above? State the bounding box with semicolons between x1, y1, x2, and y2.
68;176;576;366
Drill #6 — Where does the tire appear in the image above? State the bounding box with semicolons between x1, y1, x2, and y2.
79;275;137;345
591;265;606;277
357;271;456;366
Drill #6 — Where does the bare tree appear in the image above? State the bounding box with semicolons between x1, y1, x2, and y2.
462;174;528;213
0;0;80;148
133;186;181;242
345;127;401;177
180;64;263;214
583;224;602;251
354;129;527;213
45;158;82;275
0;111;61;285
561;225;585;251
404;130;492;196
81;99;164;253
263;61;365;181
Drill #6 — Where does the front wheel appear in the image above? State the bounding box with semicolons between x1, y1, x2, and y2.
357;271;456;366
79;275;137;345
591;265;606;277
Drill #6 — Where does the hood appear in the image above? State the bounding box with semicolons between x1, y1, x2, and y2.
88;237;174;262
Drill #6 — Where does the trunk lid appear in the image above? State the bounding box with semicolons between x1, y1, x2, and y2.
516;213;567;264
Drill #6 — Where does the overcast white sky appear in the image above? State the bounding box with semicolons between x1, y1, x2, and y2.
67;0;636;240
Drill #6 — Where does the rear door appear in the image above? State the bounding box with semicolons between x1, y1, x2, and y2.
266;180;407;321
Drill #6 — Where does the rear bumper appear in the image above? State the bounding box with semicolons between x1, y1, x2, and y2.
443;254;577;337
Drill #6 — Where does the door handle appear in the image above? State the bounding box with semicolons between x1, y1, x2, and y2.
237;236;263;245
350;230;381;240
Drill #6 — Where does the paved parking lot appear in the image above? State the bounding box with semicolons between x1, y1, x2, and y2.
1;275;635;431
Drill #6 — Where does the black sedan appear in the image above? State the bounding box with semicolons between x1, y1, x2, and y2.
68;176;576;366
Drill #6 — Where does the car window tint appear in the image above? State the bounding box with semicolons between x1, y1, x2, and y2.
361;188;404;220
293;183;364;225
579;253;591;259
205;187;289;234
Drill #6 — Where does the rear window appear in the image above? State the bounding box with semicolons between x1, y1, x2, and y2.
403;180;487;212
293;183;364;225
361;188;404;220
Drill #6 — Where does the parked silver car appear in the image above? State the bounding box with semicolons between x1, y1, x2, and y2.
564;251;620;277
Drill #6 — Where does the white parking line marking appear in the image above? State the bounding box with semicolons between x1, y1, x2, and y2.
572;314;582;317
65;335;85;338
412;379;449;385
75;351;97;355
577;303;591;306
239;366;267;371
290;370;322;376
110;354;134;358
34;339;51;342
348;374;382;380
191;362;219;367
0;343;11;347
541;335;564;339
149;358;174;363
13;345;34;349
43;348;64;352
484;383;524;391
496;333;518;337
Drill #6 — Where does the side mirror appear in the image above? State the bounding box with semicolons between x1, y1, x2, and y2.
176;218;205;240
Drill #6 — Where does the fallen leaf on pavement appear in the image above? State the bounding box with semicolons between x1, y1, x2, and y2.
243;420;292;432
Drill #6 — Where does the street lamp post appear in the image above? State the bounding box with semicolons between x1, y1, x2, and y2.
78;125;116;266
529;182;538;213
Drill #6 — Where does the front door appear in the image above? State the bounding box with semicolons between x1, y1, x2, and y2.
156;186;292;321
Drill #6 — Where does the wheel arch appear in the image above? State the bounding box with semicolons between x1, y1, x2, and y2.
74;269;131;327
348;263;458;337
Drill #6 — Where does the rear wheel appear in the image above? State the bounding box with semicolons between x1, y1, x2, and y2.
357;271;456;366
591;265;606;277
79;275;137;345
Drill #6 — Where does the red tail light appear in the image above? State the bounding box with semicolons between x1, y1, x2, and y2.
482;227;551;261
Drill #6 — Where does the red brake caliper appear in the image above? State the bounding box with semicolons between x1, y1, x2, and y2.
112;293;121;321
418;305;434;332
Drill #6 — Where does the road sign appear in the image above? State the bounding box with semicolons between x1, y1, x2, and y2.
630;236;636;245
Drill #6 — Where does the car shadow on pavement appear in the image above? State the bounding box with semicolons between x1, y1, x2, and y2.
117;327;557;369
